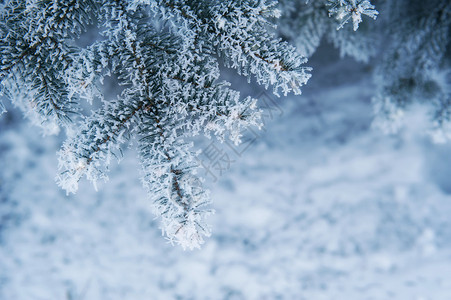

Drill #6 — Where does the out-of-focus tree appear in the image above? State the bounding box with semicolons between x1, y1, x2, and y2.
278;0;379;62
279;0;451;140
372;0;451;142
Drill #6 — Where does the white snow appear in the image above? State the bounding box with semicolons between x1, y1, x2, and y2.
1;47;451;299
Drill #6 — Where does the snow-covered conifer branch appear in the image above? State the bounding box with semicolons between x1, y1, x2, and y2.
54;0;265;247
148;0;311;96
137;105;213;250
0;0;98;130
327;0;378;31
2;0;310;248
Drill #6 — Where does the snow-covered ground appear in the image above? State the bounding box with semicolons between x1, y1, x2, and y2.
1;48;451;299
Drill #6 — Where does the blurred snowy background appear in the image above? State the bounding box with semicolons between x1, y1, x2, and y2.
2;9;451;300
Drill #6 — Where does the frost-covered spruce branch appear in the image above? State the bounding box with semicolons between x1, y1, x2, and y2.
278;0;379;62
0;1;309;249
0;0;98;133
149;0;311;96
327;0;378;31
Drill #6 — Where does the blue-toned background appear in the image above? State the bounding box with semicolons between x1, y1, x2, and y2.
1;3;451;299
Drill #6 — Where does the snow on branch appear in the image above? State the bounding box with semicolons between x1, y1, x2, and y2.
2;0;306;248
149;0;311;96
327;0;378;31
0;0;98;130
